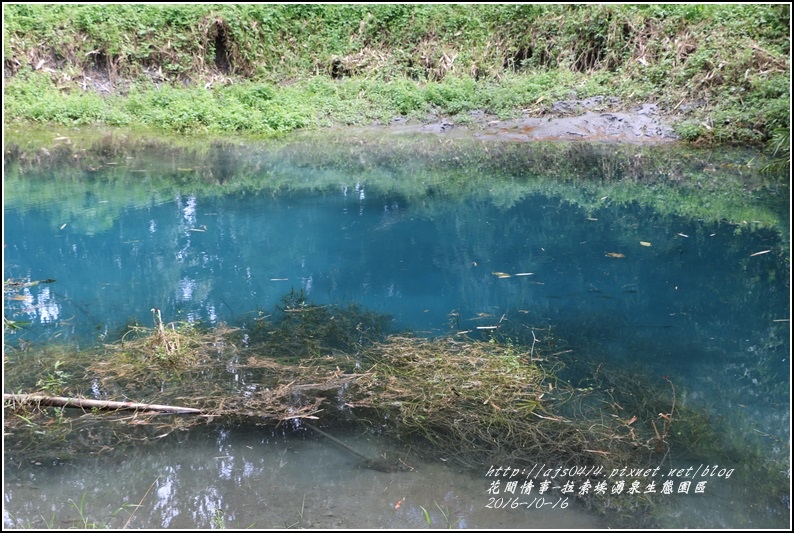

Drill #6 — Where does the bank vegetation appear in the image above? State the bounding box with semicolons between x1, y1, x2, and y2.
3;4;790;166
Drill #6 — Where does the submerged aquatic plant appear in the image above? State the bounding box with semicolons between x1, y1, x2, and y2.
35;360;71;395
3;293;788;528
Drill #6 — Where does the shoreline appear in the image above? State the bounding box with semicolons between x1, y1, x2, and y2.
362;99;678;144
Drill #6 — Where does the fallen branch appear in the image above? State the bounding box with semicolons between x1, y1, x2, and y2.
3;394;203;414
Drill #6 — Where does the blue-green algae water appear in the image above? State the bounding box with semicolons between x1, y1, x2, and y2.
3;132;790;529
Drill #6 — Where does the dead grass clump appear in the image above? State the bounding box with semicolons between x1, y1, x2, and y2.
113;308;215;368
351;335;620;469
327;47;392;79
415;39;459;81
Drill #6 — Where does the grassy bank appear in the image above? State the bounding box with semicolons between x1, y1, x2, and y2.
3;4;790;155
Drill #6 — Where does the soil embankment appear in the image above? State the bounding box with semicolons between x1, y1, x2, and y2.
365;97;678;143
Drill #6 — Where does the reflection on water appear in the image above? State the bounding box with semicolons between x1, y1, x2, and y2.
3;423;601;529
3;135;790;528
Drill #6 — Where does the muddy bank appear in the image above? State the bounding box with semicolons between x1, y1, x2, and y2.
364;97;680;143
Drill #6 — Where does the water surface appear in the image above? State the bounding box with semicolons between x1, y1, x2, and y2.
3;133;790;528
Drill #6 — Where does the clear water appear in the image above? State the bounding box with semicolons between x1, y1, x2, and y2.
3;421;601;529
3;134;790;528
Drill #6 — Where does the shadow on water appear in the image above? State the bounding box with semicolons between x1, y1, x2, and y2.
3;130;790;528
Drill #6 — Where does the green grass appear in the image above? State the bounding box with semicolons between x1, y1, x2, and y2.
2;3;790;161
2;72;591;134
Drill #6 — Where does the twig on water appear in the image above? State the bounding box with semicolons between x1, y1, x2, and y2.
123;476;159;529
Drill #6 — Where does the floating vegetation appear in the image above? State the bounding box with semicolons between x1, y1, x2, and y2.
3;293;789;527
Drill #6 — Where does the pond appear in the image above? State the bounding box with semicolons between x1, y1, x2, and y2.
3;130;790;529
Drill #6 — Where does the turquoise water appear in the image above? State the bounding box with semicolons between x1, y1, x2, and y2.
3;135;790;528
